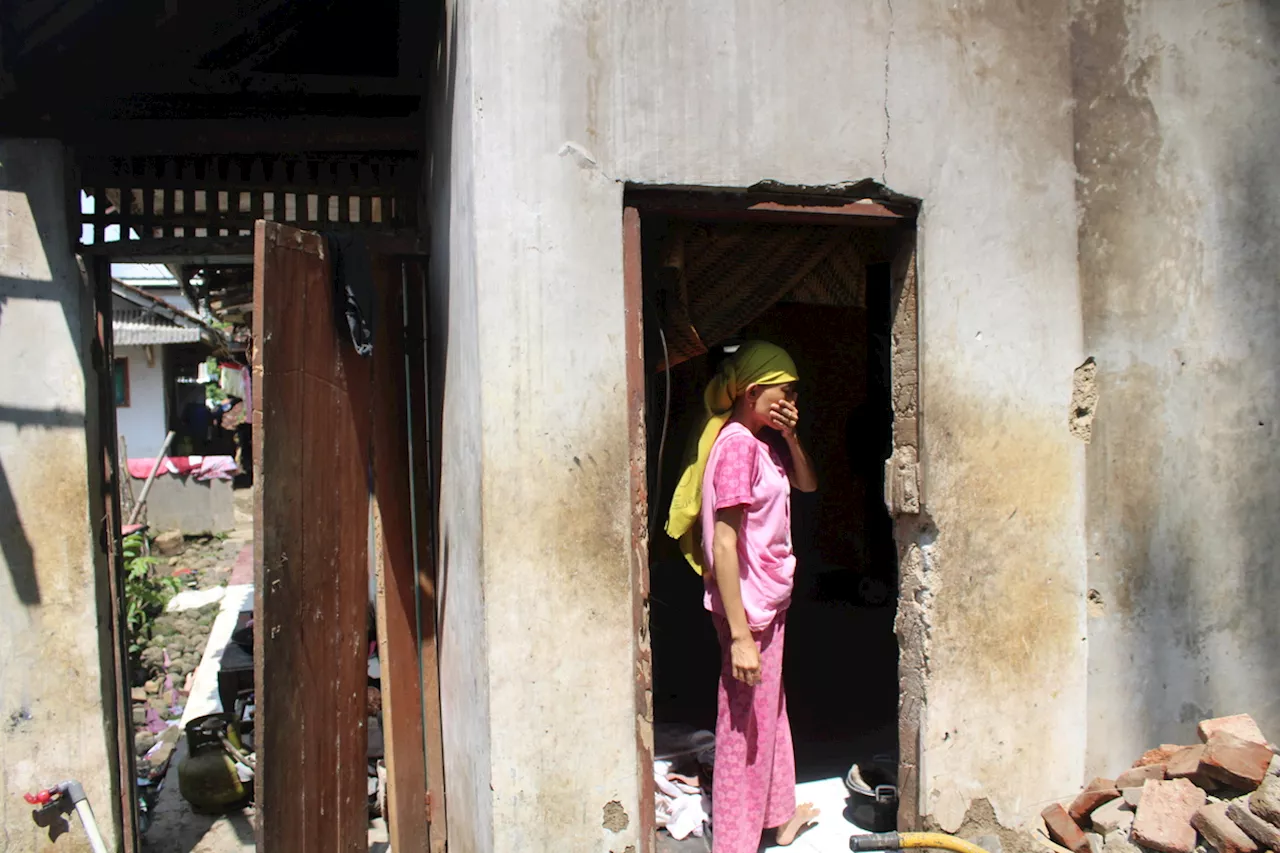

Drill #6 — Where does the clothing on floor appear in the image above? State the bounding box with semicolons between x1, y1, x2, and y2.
655;759;711;841
700;421;796;631
711;610;795;853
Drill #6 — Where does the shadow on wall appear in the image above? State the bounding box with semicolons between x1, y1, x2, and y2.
0;403;89;605
0;171;93;606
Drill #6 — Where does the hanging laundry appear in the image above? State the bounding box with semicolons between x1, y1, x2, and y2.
219;362;247;399
241;367;252;422
194;456;239;481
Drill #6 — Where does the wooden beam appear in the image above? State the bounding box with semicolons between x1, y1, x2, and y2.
59;117;422;155
78;71;423;98
150;0;294;70
89;254;140;853
372;258;430;853
13;0;105;57
187;0;342;71
404;261;446;852
622;206;656;853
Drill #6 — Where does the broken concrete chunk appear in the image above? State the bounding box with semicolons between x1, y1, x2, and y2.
1202;731;1274;791
1092;798;1136;835
1132;778;1207;853
1072;778;1123;823
1136;746;1191;769
1124;787;1146;808
1044;803;1093;853
1193;803;1259;853
1118;765;1167;789
1247;774;1280;826
1226;802;1280;850
1268;754;1280;778
1199;715;1268;748
1085;831;1104;853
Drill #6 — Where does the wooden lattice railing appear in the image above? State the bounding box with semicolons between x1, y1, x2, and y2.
79;153;420;256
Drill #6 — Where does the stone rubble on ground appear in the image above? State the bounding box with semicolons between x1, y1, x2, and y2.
1071;778;1123;824
1248;774;1280;826
1093;797;1136;836
1224;803;1280;851
1119;765;1168;789
1191;803;1257;853
154;529;187;556
1032;714;1279;853
1043;802;1093;853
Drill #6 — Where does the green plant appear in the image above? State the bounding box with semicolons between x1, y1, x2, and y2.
123;532;183;655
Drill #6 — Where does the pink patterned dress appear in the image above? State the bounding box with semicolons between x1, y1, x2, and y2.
699;422;798;852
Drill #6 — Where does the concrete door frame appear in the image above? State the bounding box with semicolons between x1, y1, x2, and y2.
621;186;923;847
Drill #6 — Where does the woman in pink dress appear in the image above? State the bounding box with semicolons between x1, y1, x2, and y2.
667;341;820;851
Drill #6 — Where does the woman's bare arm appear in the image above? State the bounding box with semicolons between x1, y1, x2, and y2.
713;505;761;685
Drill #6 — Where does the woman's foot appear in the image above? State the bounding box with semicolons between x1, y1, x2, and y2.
774;802;820;846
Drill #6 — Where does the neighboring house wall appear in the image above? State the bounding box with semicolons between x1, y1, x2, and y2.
1074;0;1280;776
0;139;120;852
114;344;168;457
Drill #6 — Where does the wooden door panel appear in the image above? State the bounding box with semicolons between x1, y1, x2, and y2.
253;221;370;853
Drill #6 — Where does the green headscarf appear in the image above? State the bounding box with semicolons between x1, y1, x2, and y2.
665;341;798;574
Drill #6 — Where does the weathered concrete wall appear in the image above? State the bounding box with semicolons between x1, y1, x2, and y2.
1073;0;1280;775
0;140;120;851
114;344;166;456
427;2;494;852
435;0;1089;842
135;475;236;535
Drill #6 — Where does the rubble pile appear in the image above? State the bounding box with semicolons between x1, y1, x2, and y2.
1039;715;1280;853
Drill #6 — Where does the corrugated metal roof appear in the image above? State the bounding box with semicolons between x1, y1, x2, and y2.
113;309;206;346
111;263;178;282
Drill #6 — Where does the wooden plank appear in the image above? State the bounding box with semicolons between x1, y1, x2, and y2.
371;258;430;852
404;260;446;852
622;206;656;853
90;254;139;853
254;220;370;853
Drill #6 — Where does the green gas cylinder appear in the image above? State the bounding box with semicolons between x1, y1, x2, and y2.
178;714;250;814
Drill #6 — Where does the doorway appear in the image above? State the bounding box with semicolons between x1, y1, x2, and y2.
83;222;444;853
627;189;919;849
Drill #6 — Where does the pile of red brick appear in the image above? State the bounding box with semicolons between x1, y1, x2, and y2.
1039;715;1280;853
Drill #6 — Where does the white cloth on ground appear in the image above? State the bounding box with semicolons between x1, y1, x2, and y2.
654;759;710;841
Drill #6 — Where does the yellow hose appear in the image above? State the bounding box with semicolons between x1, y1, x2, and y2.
850;830;997;853
900;832;996;853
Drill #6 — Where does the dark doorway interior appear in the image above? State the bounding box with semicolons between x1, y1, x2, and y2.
642;211;902;788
